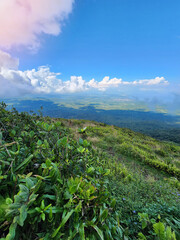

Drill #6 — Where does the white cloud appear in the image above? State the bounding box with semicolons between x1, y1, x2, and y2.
0;56;89;96
132;77;169;86
0;50;19;70
0;51;169;97
0;0;74;51
88;77;122;91
56;76;88;93
0;68;34;97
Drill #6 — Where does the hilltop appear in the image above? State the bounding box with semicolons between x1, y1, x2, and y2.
0;103;179;240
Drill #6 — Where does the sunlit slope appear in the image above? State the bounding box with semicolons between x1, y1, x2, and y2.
61;119;180;180
60;119;180;238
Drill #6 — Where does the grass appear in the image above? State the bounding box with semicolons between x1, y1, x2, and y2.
62;119;180;238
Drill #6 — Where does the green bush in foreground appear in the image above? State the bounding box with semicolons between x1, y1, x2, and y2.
0;103;123;239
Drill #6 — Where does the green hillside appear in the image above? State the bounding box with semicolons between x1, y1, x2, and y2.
0;103;180;240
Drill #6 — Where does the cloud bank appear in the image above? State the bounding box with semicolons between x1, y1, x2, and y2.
0;0;74;50
0;51;169;97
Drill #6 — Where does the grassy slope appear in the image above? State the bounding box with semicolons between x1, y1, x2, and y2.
60;118;180;237
61;118;180;179
0;104;180;239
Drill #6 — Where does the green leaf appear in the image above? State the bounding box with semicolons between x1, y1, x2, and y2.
153;222;165;239
49;207;53;220
138;232;147;240
79;223;85;240
64;191;73;199
29;131;35;138
43;194;56;200
18;205;27;226
142;221;147;229
44;204;52;211
110;198;116;208
57;137;67;147
83;140;89;147
68;230;78;240
35;207;42;213
52;210;74;238
6;198;13;205
41;213;46;221
45;159;52;168
48;125;52;131
79;138;84;145
82;127;87;133
104;169;110;176
41;200;45;210
37;140;42;146
91;225;104;240
25;177;35;189
15;154;33;172
0;160;10;165
77;146;85;153
75;201;82;213
87;167;95;174
100;209;108;222
41;163;47;169
6;222;17;240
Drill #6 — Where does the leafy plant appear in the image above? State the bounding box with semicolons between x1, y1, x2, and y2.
0;103;123;239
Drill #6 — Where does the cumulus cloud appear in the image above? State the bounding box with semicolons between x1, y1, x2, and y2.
132;77;169;86
0;66;88;97
87;76;168;90
88;77;123;91
0;0;74;50
0;51;169;97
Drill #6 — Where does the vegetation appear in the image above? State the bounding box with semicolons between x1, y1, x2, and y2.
0;103;180;239
5;98;180;144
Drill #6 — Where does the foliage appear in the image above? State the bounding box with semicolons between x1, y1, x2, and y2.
63;118;180;239
0;103;123;239
0;102;179;239
138;213;177;240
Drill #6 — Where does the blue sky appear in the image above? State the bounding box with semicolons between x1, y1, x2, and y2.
0;0;179;98
15;0;180;82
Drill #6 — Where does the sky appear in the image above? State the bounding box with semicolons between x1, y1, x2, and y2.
0;0;180;100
